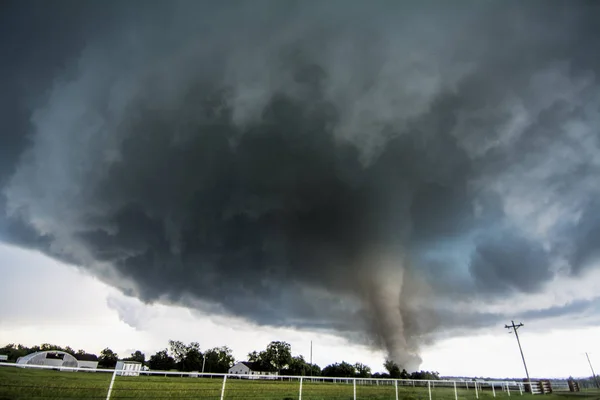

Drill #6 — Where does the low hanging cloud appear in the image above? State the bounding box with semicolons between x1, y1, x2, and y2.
2;0;600;370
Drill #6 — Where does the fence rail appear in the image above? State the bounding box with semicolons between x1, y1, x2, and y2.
0;362;573;400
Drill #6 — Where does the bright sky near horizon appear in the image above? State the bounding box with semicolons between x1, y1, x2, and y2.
1;243;597;379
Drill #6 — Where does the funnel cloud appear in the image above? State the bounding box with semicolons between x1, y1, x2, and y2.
2;0;600;370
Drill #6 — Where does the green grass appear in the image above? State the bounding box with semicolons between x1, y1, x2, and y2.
1;366;599;400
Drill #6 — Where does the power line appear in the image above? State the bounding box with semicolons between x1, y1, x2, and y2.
505;320;533;394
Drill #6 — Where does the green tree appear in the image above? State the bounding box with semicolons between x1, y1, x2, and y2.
283;355;308;376
74;349;98;362
168;340;203;371
98;348;118;368
148;349;176;371
265;341;292;373
204;346;235;373
322;361;356;377
180;344;203;372
0;343;31;362
282;355;321;376
384;359;401;378
354;362;371;378
124;350;145;365
410;370;440;380
247;350;272;371
168;340;188;365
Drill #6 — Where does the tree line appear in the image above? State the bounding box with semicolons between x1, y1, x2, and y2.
0;341;439;379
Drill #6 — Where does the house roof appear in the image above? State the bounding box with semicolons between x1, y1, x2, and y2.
238;361;269;371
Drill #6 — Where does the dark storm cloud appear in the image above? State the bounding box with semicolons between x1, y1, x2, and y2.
3;0;600;370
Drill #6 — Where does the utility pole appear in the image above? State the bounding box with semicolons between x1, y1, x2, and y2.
505;321;533;394
585;352;600;389
310;341;313;377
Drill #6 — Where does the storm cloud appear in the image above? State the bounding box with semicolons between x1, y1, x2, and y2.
2;0;600;370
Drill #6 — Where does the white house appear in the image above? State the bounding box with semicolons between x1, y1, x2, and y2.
228;361;278;379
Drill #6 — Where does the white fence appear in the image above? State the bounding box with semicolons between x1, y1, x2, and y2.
0;361;553;400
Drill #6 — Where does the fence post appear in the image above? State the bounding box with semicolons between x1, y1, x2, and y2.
475;382;479;399
428;381;432;400
220;375;227;400
105;368;118;400
353;378;356;400
299;377;303;400
519;384;523;396
395;380;399;400
507;382;511;396
454;381;458;400
492;383;496;398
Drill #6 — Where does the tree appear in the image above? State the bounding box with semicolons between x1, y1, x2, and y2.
264;341;292;373
148;349;176;371
410;370;440;380
247;350;272;372
322;362;356;377
168;340;188;365
180;344;203;372
168;340;205;371
74;349;98;362
248;351;260;362
0;344;32;362
283;355;322;376
98;348;118;368
168;340;200;371
384;359;401;378
124;350;146;365
204;346;235;373
283;355;307;376
38;343;74;354
354;362;371;378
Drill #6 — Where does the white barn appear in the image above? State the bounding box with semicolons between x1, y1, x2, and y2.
228;361;278;379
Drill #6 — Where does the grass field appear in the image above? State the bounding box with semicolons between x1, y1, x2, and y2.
1;366;599;400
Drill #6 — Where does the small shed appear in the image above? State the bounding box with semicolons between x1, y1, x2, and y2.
75;353;99;370
115;360;142;376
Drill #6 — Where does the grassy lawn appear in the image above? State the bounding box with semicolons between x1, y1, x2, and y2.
1;366;599;400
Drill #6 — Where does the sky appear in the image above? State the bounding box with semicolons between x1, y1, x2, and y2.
1;0;600;380
1;242;598;378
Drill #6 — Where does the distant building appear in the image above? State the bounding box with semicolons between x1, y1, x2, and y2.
115;360;142;376
74;353;99;370
17;351;78;370
228;361;278;379
0;355;8;361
